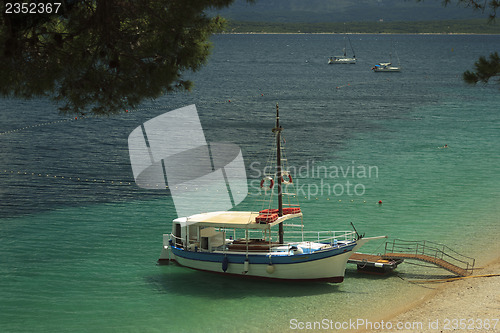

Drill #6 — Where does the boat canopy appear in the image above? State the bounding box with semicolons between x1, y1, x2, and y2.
174;211;303;229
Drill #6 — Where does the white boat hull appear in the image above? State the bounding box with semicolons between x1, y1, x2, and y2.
372;63;401;72
329;58;356;64
163;243;356;282
373;67;400;72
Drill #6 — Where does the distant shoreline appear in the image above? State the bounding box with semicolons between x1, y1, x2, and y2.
220;32;499;35
224;19;500;35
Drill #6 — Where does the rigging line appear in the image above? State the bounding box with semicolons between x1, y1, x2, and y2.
279;135;300;210
259;132;278;210
367;238;385;256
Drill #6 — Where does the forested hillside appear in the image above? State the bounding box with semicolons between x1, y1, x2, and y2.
214;0;485;22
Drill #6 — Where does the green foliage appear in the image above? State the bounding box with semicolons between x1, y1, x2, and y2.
0;0;237;115
463;52;500;84
438;1;500;86
441;0;498;20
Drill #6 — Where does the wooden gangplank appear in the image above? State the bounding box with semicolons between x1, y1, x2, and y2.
382;253;471;277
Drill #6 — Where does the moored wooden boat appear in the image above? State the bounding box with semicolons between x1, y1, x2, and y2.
159;105;382;282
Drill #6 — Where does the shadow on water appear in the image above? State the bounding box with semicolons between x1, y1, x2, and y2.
346;265;458;282
343;267;398;281
145;264;344;299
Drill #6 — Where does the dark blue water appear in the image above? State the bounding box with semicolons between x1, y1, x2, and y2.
1;34;499;332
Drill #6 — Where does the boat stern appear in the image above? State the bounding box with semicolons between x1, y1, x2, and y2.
158;234;176;265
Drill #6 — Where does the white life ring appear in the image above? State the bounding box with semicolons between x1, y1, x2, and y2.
260;176;274;189
281;171;293;184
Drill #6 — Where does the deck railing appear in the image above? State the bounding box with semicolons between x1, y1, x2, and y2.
384;239;475;273
165;228;357;253
283;230;357;244
222;227;356;246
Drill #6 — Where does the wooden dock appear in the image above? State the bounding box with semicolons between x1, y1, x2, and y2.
348;253;404;274
382;253;471;277
383;239;475;277
348;239;475;277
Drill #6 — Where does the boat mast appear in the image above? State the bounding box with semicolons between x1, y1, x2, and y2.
273;103;284;244
347;35;355;59
341;23;346;57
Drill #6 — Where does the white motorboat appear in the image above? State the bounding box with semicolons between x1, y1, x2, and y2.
372;62;401;72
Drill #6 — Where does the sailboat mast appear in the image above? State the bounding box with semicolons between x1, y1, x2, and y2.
347;35;355;58
343;23;347;57
274;103;284;244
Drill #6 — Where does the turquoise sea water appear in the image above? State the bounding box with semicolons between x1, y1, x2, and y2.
1;34;499;332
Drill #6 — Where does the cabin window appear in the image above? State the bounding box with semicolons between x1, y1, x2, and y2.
174;223;182;248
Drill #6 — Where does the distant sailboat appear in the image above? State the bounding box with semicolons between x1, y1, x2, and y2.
328;28;356;64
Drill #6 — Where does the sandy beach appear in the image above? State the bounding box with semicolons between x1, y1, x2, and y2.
366;257;500;333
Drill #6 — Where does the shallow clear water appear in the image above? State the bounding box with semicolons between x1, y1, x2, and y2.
1;34;499;332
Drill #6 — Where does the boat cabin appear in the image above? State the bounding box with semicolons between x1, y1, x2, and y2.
170;210;304;252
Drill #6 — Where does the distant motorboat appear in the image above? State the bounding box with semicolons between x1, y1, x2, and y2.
372;39;401;72
372;62;401;72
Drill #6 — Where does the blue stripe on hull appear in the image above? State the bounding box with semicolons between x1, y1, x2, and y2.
170;243;356;265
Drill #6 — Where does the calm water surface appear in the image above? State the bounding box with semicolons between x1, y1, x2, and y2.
1;34;499;332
